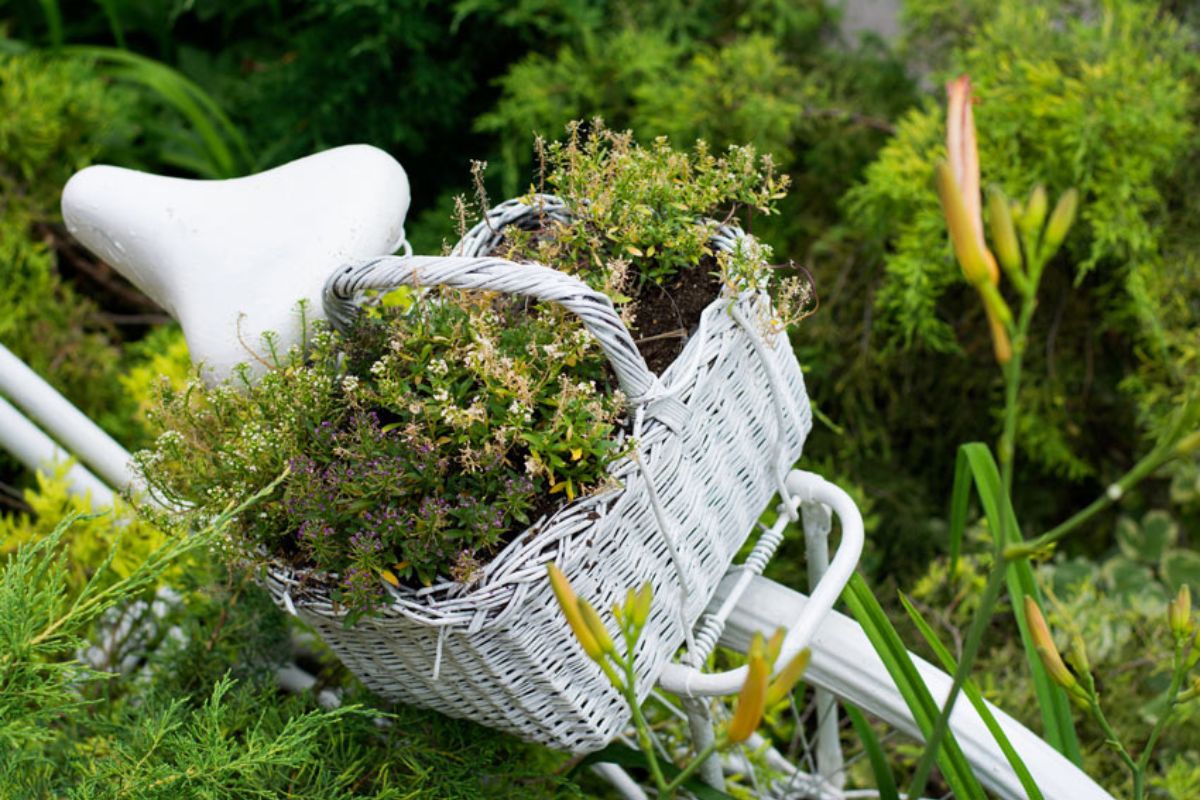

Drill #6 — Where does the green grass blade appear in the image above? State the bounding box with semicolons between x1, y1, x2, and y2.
64;45;252;178
843;574;986;800
899;592;1045;800
845;702;900;800
94;0;128;49
949;445;973;573
37;0;63;47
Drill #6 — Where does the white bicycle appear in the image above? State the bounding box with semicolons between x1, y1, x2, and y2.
0;146;1112;800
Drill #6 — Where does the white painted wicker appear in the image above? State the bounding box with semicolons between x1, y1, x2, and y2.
262;195;812;752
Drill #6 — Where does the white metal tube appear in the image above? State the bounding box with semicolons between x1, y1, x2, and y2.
0;342;137;492
657;469;864;696
0;394;115;506
715;575;1114;800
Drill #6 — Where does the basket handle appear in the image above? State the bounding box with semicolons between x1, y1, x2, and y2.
323;255;662;407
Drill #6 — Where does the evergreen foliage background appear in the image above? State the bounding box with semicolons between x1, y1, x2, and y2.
1;0;1198;795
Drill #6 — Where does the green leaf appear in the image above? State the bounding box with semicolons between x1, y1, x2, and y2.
899;593;1045;800
1162;549;1200;595
63;46;253;179
845;703;900;800
843;573;986;800
1117;510;1178;564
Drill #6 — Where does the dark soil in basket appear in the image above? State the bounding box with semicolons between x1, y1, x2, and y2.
632;258;723;375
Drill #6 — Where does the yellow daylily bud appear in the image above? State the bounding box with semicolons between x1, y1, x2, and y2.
728;633;769;744
1042;188;1078;258
1024;597;1085;699
987;187;1025;283
1170;584;1193;640
765;628;786;668
547;563;603;661
1068;634;1090;676
764;648;811;707
1021;185;1048;240
632;582;652;629
578;598;617;655
936;161;997;288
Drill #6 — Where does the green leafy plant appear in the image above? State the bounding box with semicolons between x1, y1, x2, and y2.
137;129;804;619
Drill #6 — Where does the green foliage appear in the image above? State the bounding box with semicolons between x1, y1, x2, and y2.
908;517;1200;798
0;468;174;595
508;124;787;287
799;0;1200;575
0;512;576;798
0;52;139;442
118;325;191;428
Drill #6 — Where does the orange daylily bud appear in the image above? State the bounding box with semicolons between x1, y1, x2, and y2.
946;78;984;246
936;162;998;287
728;633;769;744
1025;597;1086;700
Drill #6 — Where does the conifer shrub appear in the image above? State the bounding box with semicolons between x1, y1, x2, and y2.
0;54;140;445
138;128;808;618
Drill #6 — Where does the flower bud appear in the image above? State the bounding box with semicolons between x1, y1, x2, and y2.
633;582;652;629
728;633;769;744
1041;188;1078;260
1021;185;1048;241
1024;597;1086;700
987;187;1024;281
547;563;603;661
1170;584;1193;640
766;627;786;668
764;648;811;707
579;598;617;655
936;161;997;288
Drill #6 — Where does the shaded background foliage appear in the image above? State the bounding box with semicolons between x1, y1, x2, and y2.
1;0;1199;795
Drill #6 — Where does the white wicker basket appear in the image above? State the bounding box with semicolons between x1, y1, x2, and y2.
262;195;812;752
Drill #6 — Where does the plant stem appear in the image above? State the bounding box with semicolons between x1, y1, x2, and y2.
999;297;1036;494
1132;642;1189;800
662;739;721;794
1080;670;1140;797
618;636;668;793
1016;442;1180;556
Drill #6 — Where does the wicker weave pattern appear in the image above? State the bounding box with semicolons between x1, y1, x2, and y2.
263;196;811;752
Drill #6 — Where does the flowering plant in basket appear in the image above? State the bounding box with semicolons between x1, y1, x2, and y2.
136;123;812;625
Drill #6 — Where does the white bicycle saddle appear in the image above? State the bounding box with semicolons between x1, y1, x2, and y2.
61;144;410;383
